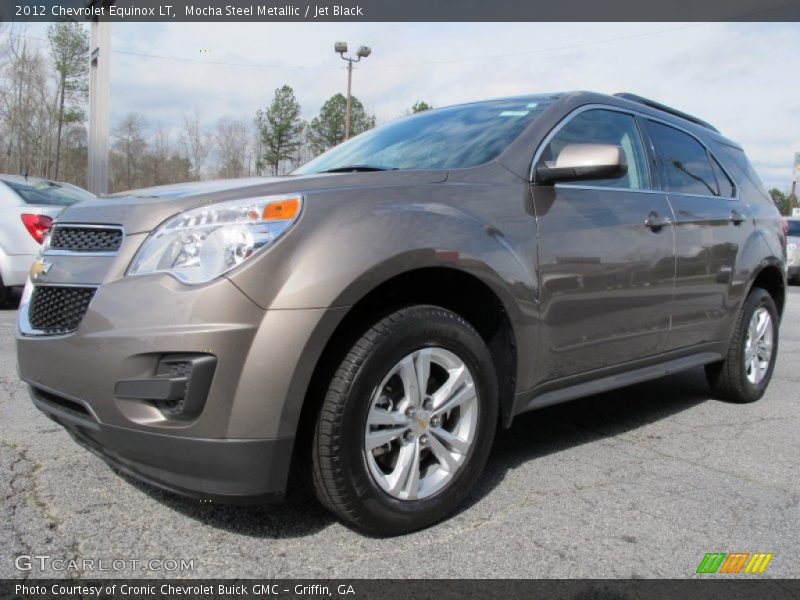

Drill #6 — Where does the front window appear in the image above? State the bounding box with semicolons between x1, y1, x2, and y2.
536;109;650;190
294;97;553;174
4;179;96;206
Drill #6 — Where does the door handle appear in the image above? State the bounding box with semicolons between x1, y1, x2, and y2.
644;211;671;231
729;209;746;225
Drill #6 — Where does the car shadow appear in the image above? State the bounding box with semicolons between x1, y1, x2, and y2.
120;366;715;539
117;470;336;539
462;366;714;512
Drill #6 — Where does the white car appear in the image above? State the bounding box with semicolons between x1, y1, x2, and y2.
0;175;96;303
787;217;800;284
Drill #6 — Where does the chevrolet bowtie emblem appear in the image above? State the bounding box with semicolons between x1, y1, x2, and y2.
30;258;52;280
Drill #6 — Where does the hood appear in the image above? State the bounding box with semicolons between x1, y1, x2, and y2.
57;170;448;234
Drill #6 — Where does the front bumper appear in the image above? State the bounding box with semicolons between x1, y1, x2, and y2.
31;385;291;502
17;272;343;502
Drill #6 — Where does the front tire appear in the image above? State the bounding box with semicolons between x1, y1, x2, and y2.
312;305;498;535
705;288;779;403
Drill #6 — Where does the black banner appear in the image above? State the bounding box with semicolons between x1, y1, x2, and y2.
4;0;800;22
4;580;800;600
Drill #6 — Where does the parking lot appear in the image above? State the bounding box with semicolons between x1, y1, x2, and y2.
2;287;798;579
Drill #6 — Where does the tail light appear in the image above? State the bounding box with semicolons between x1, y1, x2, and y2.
21;214;53;244
781;216;788;237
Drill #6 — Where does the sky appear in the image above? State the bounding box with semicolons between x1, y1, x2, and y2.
16;21;800;190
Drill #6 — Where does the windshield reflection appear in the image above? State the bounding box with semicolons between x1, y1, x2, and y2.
294;97;553;174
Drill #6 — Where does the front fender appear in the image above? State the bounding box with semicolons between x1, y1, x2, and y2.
227;184;539;440
227;187;538;314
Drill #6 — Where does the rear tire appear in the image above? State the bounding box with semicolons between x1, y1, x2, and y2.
705;288;779;403
312;305;498;535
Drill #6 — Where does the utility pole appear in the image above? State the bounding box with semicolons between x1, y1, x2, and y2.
334;42;371;141
87;0;113;195
345;59;352;141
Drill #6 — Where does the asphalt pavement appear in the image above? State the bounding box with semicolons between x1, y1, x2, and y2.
2;287;798;579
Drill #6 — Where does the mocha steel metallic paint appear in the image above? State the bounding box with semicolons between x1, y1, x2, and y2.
15;91;786;501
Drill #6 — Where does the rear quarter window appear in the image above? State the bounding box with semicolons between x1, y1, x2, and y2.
718;144;769;199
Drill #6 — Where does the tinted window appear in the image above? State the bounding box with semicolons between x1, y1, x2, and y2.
710;156;735;198
294;98;553;173
719;144;769;197
3;179;95;206
788;221;800;237
649;122;718;196
538;109;650;190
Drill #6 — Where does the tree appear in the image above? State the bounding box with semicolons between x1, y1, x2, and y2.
256;85;304;175
307;93;375;156
769;188;798;216
111;113;147;191
180;108;211;179
47;22;89;179
0;32;56;177
215;117;251;178
411;100;432;113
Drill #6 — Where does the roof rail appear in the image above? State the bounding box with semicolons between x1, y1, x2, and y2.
613;93;719;133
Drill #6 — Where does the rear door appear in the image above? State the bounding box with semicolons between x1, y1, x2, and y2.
531;107;676;382
645;120;753;350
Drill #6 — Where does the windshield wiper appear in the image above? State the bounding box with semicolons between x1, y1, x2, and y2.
321;165;398;173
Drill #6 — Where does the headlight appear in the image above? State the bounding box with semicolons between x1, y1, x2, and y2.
128;194;302;284
788;242;798;252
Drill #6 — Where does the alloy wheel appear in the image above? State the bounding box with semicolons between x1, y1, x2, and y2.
363;347;479;501
744;307;774;385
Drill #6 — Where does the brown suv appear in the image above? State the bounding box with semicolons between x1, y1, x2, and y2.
16;92;786;535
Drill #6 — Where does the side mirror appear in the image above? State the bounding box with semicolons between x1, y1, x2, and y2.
535;143;627;185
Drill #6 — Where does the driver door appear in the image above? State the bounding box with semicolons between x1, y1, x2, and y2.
531;108;676;382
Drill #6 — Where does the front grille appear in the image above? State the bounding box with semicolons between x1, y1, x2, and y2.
28;286;96;334
49;226;123;253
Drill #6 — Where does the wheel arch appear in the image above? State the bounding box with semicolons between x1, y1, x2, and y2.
746;260;786;318
285;265;522;491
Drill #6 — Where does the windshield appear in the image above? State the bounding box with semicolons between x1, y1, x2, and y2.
294;97;553;174
788;220;800;237
3;179;96;206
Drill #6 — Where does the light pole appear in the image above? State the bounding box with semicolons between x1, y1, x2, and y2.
335;42;371;141
87;0;114;195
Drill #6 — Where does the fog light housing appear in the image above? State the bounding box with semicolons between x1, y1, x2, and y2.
114;354;217;420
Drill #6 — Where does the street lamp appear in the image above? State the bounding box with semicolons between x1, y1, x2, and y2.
335;42;371;141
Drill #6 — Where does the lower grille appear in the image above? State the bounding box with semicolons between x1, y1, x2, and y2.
28;286;96;334
31;387;95;421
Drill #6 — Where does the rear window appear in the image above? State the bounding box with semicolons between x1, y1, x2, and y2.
787;220;800;237
3;179;95;206
649;121;718;196
710;156;735;198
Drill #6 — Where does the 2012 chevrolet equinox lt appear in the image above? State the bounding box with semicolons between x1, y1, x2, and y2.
16;92;786;535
